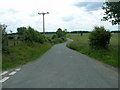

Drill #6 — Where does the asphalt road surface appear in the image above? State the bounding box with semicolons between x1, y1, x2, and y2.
2;40;118;88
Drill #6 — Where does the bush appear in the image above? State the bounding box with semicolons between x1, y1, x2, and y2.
89;26;111;49
61;37;66;41
8;36;14;40
52;38;62;44
52;34;58;39
2;46;11;54
52;37;66;44
51;28;67;44
46;37;52;43
17;27;27;35
23;26;46;44
52;28;67;39
56;28;66;38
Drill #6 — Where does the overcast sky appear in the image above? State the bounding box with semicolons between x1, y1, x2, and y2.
0;0;118;33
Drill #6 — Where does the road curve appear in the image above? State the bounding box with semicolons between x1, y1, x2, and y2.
3;40;118;88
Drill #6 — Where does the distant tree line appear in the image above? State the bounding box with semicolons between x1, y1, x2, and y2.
41;32;56;34
69;30;120;34
69;31;90;34
111;31;120;33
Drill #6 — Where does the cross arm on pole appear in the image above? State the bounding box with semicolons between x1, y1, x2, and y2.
38;12;49;34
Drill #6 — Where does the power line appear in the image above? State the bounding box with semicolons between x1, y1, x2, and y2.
38;12;49;34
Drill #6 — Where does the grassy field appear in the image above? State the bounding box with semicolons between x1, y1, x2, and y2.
2;42;52;70
44;34;54;38
67;33;118;67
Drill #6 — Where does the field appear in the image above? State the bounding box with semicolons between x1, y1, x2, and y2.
67;33;119;67
45;34;54;38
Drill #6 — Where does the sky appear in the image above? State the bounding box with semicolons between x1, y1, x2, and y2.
0;0;118;33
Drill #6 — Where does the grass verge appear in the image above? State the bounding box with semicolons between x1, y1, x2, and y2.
2;42;52;70
67;33;118;67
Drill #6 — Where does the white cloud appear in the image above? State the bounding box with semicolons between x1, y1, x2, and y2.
0;0;118;33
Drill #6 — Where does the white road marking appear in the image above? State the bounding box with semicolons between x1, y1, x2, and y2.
9;71;16;75
15;68;21;71
0;71;8;76
0;77;9;83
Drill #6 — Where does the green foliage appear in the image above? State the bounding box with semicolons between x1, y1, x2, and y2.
1;24;8;44
2;25;68;70
52;38;63;44
16;26;47;44
52;34;57;39
52;37;66;44
3;43;52;70
0;24;9;52
70;31;90;34
17;27;27;35
56;28;66;38
46;37;52;43
2;46;11;54
51;28;67;44
23;26;46;44
89;26;111;49
67;33;118;67
102;1;120;25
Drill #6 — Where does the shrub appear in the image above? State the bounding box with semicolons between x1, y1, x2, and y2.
17;27;27;35
52;34;58;39
61;37;66;41
2;46;11;54
89;26;111;49
56;28;66;38
52;38;62;44
8;36;14;40
23;26;46;44
46;37;52;43
52;37;66;44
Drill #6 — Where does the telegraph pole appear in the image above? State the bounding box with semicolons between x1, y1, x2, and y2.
38;12;49;34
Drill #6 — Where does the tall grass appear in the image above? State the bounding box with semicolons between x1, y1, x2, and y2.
44;34;54;38
2;42;52;70
2;33;67;70
67;33;118;67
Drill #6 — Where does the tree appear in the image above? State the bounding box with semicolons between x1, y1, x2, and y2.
102;1;120;25
23;26;46;44
10;30;13;34
0;24;10;53
17;27;27;35
0;24;8;46
89;26;111;49
56;28;66;38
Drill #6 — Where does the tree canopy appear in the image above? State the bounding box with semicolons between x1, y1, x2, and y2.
17;27;27;35
56;28;66;38
102;1;120;25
